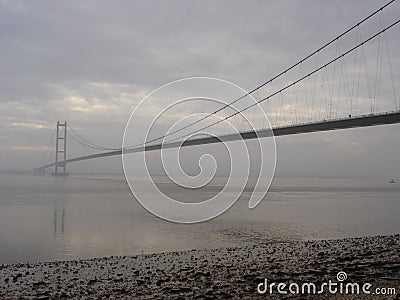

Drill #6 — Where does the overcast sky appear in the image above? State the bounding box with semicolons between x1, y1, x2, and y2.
0;0;399;179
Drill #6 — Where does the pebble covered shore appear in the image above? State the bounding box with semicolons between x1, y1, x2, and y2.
1;234;400;299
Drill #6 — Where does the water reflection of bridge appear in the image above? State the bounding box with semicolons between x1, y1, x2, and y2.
53;207;65;238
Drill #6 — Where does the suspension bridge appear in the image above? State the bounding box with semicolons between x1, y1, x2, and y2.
35;1;400;176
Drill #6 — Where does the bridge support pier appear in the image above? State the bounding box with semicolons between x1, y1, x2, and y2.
33;167;46;176
52;121;69;177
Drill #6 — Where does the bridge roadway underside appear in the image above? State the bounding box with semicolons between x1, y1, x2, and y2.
37;111;400;171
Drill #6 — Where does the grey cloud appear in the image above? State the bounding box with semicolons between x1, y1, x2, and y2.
0;0;399;178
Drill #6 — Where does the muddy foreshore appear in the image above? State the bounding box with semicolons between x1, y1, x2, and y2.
1;234;400;299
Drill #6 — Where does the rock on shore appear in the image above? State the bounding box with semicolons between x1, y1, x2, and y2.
1;234;400;299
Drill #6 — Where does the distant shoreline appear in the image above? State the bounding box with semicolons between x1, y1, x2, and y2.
0;171;386;180
1;234;399;299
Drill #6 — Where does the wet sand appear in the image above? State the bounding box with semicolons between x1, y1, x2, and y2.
1;234;400;299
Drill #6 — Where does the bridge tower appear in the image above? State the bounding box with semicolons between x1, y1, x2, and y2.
53;121;69;176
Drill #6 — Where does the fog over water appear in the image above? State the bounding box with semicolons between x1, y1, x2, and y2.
1;174;399;264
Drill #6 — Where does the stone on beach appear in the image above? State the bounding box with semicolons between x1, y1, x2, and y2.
0;234;400;299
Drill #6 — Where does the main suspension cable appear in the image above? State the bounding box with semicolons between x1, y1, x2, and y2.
67;124;121;151
124;0;397;150
154;18;400;148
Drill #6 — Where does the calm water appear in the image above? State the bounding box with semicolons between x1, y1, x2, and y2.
0;174;399;264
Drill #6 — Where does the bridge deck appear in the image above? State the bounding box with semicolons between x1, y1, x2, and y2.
37;111;400;170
